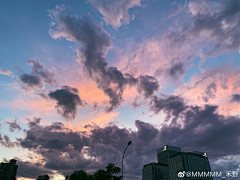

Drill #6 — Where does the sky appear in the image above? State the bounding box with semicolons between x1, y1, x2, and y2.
0;0;240;179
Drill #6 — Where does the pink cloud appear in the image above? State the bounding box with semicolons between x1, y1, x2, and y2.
175;68;240;116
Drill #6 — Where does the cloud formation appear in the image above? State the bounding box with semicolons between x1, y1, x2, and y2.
19;59;57;89
150;95;186;122
48;5;159;112
1;158;55;179
0;67;13;76
16;100;240;179
1;1;240;180
231;94;240;103
0;134;19;148
168;62;185;79
48;86;86;120
88;0;141;29
174;67;240;116
6;117;22;132
117;0;240;86
137;75;159;98
202;83;217;102
187;0;240;56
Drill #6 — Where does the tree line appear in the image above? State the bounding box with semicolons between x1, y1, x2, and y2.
65;163;122;180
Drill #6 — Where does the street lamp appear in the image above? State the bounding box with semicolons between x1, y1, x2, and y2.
122;141;132;180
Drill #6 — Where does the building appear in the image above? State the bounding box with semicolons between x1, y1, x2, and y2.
142;162;169;180
0;159;18;180
36;175;49;180
142;145;213;180
157;145;181;165
169;152;212;180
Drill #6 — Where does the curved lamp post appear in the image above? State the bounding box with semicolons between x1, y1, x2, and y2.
122;141;132;180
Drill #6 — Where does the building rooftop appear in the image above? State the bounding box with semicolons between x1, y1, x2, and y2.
143;162;168;168
169;152;208;159
157;145;181;154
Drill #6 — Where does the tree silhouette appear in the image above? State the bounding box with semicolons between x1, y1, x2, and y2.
66;170;94;180
66;163;122;180
93;163;122;180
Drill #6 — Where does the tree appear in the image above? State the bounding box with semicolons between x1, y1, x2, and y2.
66;163;122;180
93;163;122;180
66;170;94;180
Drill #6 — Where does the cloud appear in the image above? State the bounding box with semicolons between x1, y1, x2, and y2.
202;83;217;102
88;0;141;29
150;95;186;121
157;0;240;63
211;155;240;175
137;75;160;99
0;67;13;76
0;135;19;148
65;111;120;133
216;72;228;90
174;67;240;116
0;94;56;116
166;1;188;20
233;75;240;92
168;62;185;79
18;119;93;176
48;86;86;120
48;5;159;112
20;74;42;88
188;0;240;56
10;158;55;179
27;117;41;128
6;117;22;132
149;98;240;160
16;100;240;179
93;102;99;112
231;94;240;103
117;0;240;84
19;59;57;89
115;36;200;86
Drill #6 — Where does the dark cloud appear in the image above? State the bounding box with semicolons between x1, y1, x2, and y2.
3;158;55;179
150;95;186;123
27;117;41;129
37;93;49;99
17;100;240;179
19;59;56;89
18;120;85;151
187;0;240;57
93;102;99;112
159;105;240;158
168;62;185;79
202;83;217;102
6;118;22;132
27;59;57;85
18;119;92;176
48;5;159;112
231;94;240;103
137;75;159;98
0;135;19;148
19;74;42;88
148;95;240;159
48;86;86;120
